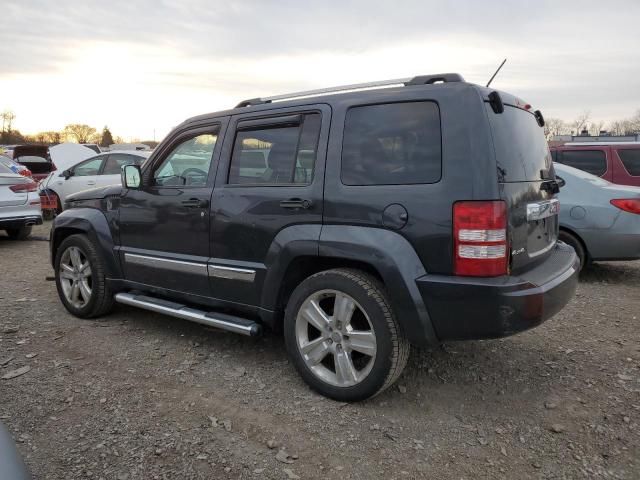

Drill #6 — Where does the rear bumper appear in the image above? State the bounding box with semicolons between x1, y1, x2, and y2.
0;215;43;230
417;242;579;341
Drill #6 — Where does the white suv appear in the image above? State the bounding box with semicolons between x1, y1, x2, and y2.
41;150;151;212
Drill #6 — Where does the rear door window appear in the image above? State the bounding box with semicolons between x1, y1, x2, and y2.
556;150;607;176
341;102;441;185
618;149;640;176
102;154;143;175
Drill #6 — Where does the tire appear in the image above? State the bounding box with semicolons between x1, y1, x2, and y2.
559;230;586;271
6;226;32;240
284;268;410;402
54;234;114;318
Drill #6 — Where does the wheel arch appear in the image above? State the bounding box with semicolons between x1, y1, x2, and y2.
559;225;590;262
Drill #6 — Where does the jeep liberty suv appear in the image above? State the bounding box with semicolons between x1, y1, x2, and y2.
51;73;579;401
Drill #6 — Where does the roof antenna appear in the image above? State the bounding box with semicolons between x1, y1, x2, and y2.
486;58;507;87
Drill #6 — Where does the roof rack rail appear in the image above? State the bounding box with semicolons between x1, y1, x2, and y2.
234;73;465;108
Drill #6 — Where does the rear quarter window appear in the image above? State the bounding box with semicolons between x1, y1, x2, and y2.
341;101;442;185
557;150;607;177
618;149;640;176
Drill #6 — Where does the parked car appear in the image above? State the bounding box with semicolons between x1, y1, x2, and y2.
11;145;56;182
554;163;640;270
0;161;42;239
50;73;578;401
40;150;151;213
0;154;32;178
0;422;31;479
551;142;640;187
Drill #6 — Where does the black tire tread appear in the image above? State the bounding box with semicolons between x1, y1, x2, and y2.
294;268;410;398
6;226;32;240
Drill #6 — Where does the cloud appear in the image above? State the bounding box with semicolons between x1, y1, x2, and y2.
1;0;639;137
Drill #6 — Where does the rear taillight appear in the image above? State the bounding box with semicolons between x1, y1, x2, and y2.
454;200;508;277
19;169;32;177
9;181;38;193
610;198;640;215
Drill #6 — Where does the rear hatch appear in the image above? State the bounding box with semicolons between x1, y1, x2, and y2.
485;96;559;272
13;145;52;176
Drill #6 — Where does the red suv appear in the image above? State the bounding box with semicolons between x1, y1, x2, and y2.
551;143;640;186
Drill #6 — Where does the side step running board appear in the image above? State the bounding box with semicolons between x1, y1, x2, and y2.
114;292;262;337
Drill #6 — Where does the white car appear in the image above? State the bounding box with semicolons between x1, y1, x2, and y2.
0;161;42;240
41;150;151;212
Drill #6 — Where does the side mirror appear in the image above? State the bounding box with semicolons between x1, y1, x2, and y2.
61;169;73;179
556;176;566;188
122;164;142;189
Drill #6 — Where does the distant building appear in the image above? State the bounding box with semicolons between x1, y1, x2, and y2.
552;130;640;144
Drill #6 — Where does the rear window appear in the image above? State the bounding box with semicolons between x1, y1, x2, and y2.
557;150;607;177
618;149;640;176
486;104;550;182
341;102;442;185
16;155;49;163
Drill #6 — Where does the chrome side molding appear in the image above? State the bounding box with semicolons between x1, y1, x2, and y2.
124;253;208;276
208;264;256;282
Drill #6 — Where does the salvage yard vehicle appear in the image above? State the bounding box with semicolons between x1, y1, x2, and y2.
50;73;579;401
39;150;151;213
0;161;42;239
0;154;32;178
11;145;55;182
555;163;640;270
551;142;640;187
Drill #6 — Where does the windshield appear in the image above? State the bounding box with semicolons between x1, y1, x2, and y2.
486;104;551;182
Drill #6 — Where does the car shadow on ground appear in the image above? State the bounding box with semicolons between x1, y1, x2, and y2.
579;261;640;285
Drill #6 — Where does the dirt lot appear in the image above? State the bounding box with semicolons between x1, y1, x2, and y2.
1;222;639;479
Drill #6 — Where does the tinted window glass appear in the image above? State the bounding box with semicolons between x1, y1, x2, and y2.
102;154;143;175
341;102;441;185
550;150;558;162
228;113;321;185
154;133;217;187
486;105;550;182
73;156;104;176
618;149;640;176
557;150;607;176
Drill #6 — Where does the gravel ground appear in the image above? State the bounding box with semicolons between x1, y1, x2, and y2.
1;222;639;479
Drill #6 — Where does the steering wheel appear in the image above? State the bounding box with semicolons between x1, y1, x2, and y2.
181;167;207;179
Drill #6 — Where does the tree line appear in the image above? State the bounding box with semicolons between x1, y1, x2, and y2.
544;109;640;140
0;110;157;147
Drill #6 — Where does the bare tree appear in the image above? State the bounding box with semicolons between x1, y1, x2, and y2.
571;110;591;135
544;118;570;140
63;124;97;143
588;120;605;136
1;110;16;134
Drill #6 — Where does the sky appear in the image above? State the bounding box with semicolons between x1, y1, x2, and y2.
1;0;639;141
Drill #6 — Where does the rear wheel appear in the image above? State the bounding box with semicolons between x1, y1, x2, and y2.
284;268;410;402
559;230;586;271
6;226;32;240
54;234;114;318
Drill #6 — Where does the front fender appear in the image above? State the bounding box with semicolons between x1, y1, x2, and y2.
50;208;122;279
318;225;437;347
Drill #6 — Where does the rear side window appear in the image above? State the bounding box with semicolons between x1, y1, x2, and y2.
102;154;142;175
486;105;550;182
618;149;640;176
557;150;607;177
341;102;441;185
228;113;321;185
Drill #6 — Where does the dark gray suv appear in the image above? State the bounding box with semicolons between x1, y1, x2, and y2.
50;73;579;401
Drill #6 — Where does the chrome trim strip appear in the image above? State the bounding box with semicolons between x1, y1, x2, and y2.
526;199;559;221
207;264;256;282
124;253;208;276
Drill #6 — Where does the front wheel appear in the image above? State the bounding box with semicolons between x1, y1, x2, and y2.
54;234;114;318
284;268;410;402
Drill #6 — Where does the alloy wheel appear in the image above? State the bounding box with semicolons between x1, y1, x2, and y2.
59;246;93;309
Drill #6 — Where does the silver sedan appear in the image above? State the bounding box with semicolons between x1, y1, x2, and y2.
555;163;640;270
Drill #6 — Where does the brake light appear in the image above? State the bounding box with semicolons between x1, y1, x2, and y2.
9;181;38;193
610;198;640;214
454;201;508;277
19;169;32;177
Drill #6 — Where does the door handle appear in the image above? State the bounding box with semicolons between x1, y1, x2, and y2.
87;181;96;186
181;198;209;208
279;198;312;210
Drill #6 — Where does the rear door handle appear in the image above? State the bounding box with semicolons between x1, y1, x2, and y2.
86;181;96;186
280;198;312;210
181;198;209;208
